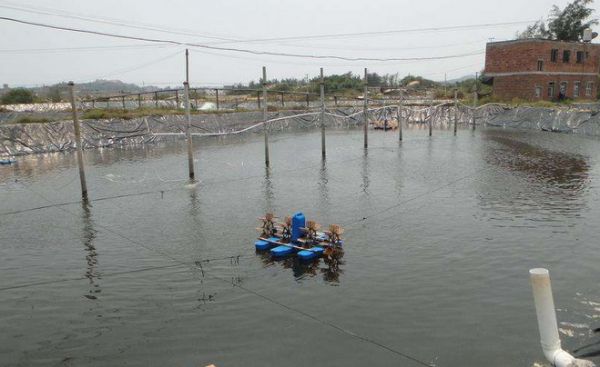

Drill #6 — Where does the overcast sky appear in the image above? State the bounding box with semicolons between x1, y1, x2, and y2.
0;0;596;88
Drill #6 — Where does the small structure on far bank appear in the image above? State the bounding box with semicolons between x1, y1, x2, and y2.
484;31;600;101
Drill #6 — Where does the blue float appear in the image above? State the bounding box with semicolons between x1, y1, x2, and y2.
270;245;295;258
255;240;270;251
297;247;324;261
255;237;280;251
0;159;15;165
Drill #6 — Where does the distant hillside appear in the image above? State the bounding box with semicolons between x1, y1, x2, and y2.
29;80;162;101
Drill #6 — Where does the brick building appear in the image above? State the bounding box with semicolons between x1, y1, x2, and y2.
484;39;600;101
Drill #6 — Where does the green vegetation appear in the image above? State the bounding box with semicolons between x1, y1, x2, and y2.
13;116;51;124
1;88;35;104
517;0;598;41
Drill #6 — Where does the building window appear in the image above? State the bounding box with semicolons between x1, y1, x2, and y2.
586;81;594;96
574;82;580;98
559;82;568;97
551;49;559;62
563;50;571;63
537;59;544;71
548;82;555;98
576;51;584;63
535;86;542;98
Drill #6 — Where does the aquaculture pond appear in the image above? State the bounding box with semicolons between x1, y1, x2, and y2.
1;126;600;367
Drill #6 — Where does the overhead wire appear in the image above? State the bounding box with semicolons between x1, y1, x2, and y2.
0;2;533;46
0;16;485;62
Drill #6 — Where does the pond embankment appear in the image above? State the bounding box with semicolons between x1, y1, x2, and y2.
2;104;600;156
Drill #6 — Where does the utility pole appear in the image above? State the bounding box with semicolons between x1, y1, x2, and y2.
184;82;195;181
320;67;326;159
68;82;88;201
398;91;403;142
184;49;195;180
185;49;190;85
363;67;368;149
262;66;270;167
454;89;458;136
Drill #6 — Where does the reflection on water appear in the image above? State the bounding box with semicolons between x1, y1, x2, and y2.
81;202;101;300
263;167;275;214
318;161;329;203
256;250;344;284
479;130;590;220
484;132;590;192
361;150;370;195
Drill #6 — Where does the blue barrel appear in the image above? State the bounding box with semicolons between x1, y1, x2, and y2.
291;212;306;243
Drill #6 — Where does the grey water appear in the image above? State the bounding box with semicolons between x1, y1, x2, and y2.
1;126;600;367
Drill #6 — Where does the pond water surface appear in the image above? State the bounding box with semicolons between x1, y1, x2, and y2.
1;126;600;367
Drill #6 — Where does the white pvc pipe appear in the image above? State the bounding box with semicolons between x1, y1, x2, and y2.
530;268;596;367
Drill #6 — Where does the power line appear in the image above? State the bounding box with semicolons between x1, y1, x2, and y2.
0;2;240;43
207;20;537;44
0;44;172;54
0;2;532;46
72;48;182;83
0;16;485;62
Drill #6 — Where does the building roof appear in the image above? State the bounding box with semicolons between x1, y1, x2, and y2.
487;38;600;47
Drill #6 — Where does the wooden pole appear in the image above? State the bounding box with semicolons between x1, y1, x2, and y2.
67;82;88;201
363;67;368;149
184;82;195;180
262;66;270;167
138;93;142;109
306;93;309;107
257;91;261;110
398;92;403;142
281;92;285;107
154;92;158;108
454;90;458;136
121;96;126;110
334;95;338;107
91;99;95;109
194;89;198;109
215;89;220;110
320;67;326;159
175;90;180;109
428;98;433;137
185;49;190;84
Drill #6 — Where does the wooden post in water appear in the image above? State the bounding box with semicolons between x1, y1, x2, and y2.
121;95;126;110
281;92;285;107
257;91;261;110
454;90;458;136
154;92;158;108
184;82;195;180
67;82;88;201
428;98;433;137
398;92;403;142
175;90;180;109
91;99;95;109
320;67;326;159
262;66;270;167
363;67;368;149
138;94;142;109
306;93;310;107
215;89;219;110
